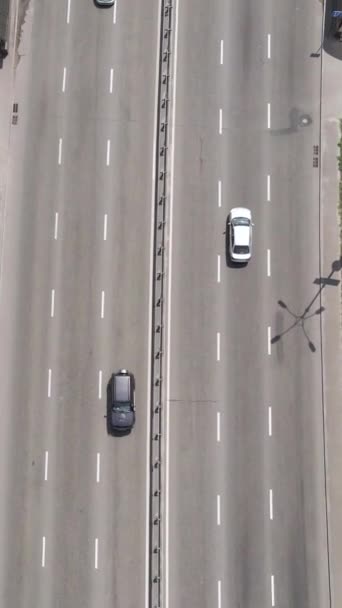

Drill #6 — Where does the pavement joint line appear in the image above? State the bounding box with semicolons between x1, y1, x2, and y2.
41;536;46;567
267;249;271;277
267;103;271;129
217;254;221;283
106;139;111;166
217;411;221;442
216;332;221;361
217;580;222;608
220;39;223;64
96;453;100;483
58;138;63;165
219;108;222;134
50;289;55;318
66;0;71;24
54;212;59;240
103;214;108;241
271;574;275;606
267;33;271;59
94;538;99;569
98;371;102;400
217;494;221;525
62;67;66;92
100;290;105;319
48;369;52;398
267;326;271;355
267;174;271;202
44;451;49;481
109;68;114;93
113;1;117;24
218;180;222;207
268;406;272;436
269;489;273;520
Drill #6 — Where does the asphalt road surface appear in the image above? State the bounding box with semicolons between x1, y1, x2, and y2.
0;1;159;607
166;0;330;607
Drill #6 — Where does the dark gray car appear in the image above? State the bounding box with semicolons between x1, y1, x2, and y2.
108;370;135;433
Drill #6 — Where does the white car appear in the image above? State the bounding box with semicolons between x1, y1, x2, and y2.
227;207;253;263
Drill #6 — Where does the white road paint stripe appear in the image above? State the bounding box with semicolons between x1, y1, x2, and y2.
96;453;100;483
109;68;114;93
58;138;63;165
66;0;71;24
267;174;271;202
269;489;273;520
268;326;271;355
48;369;52;398
103;214;108;241
271;574;275;606
54;212;59;240
216;332;220;361
50;289;55;318
41;537;46;567
218;580;222;608
267;249;271;277
218;180;222;208
267;33;271;59
62;67;67;92
113;1;117;23
267;103;271;129
268;406;272;436
219;109;223;135
98;371;102;400
94;538;99;569
217;255;221;283
101;291;105;319
217;412;221;442
44;451;49;481
106;140;111;166
220;39;224;64
217;495;221;526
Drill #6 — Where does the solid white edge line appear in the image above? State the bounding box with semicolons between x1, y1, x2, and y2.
98;371;102;400
54;212;59;240
101;290;105;319
216;332;220;361
217;494;221;526
267;249;271;277
218;580;222;608
271;574;275;606
268;326;271;355
109;68;114;93
62;67;66;92
66;0;71;24
220;39;223;64
218;180;222;208
44;451;49;481
50;289;55;318
217;412;221;442
269;488;273;520
165;0;179;604
217;254;221;283
94;538;98;569
103;214;108;241
268;406;272;436
219;108;222;134
267;174;271;202
96;452;100;483
58;138;63;165
48;369;52;398
113;1;117;24
106;139;111;166
145;2;162;606
41;536;46;567
267;103;271;129
267;33;271;59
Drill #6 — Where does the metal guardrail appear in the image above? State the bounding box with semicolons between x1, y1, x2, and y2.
149;2;173;607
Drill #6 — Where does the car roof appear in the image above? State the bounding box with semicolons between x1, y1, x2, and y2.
113;373;131;402
233;225;250;246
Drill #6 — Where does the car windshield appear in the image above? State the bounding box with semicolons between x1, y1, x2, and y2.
234;245;250;254
233;217;250;226
113;403;131;412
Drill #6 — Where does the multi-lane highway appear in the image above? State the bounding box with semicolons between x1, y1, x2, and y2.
0;0;332;607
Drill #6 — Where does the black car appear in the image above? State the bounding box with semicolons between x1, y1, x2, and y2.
108;370;135;433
